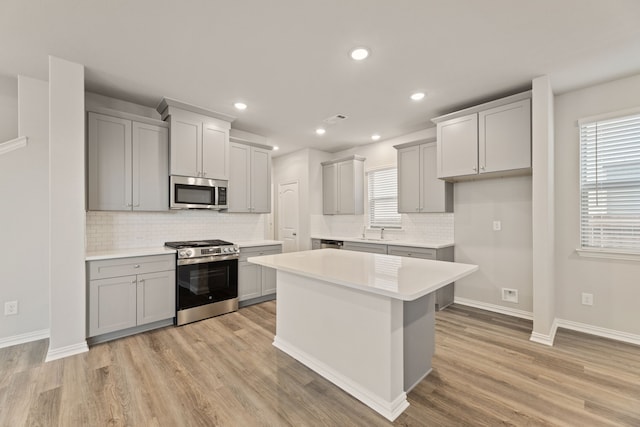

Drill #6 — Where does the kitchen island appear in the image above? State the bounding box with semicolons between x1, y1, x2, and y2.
248;249;478;421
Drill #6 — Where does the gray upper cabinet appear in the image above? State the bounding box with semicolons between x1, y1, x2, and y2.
396;140;453;213
322;156;365;215
432;91;531;181
157;98;233;180
228;141;272;213
87;111;169;211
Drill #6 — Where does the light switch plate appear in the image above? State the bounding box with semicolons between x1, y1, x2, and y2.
493;220;502;231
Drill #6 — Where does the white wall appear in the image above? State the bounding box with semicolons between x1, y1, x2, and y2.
454;176;533;314
0;76;50;346
47;57;88;360
0;75;18;142
555;73;640;336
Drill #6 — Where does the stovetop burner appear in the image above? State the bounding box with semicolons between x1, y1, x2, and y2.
164;239;234;249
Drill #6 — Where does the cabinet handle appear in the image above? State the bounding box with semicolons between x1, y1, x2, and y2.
472;166;477;172
134;264;140;269
131;279;136;284
202;172;207;177
126;203;132;207
139;279;144;284
480;165;485;170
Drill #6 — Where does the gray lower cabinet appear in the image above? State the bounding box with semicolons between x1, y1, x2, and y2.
387;245;455;310
238;244;282;305
342;241;387;254
88;254;175;337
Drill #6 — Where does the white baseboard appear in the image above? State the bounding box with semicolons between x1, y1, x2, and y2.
0;328;49;349
453;297;533;320
273;336;409;422
45;341;89;362
529;319;559;346
556;319;640;347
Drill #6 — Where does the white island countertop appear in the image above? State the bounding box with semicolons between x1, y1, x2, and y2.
249;249;477;301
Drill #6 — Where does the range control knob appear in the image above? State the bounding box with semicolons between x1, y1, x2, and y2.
185;249;194;257
179;250;186;257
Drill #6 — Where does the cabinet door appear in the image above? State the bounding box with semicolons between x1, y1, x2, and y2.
89;275;137;336
228;143;251;212
337;161;355;214
323;163;338;214
343;242;387;254
420;143;452;212
202;121;229;180
261;267;277;295
238;261;261;301
87;112;132;211
136;270;175;325
132;122;169;211
170;115;201;177
397;145;421;213
250;147;272;213
437;113;478;178
479;99;531;174
387;246;436;259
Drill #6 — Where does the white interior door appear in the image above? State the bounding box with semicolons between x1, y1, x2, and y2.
278;181;299;253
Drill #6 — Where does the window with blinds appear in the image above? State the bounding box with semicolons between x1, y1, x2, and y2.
368;168;401;228
580;111;640;252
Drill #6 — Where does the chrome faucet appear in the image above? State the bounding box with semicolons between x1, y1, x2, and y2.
380;227;385;240
362;226;366;238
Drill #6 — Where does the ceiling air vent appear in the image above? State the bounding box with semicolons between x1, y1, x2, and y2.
323;114;348;125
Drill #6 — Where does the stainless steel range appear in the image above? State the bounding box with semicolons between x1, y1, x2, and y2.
164;239;239;326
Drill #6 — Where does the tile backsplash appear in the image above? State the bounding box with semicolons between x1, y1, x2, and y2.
86;211;269;252
311;212;454;242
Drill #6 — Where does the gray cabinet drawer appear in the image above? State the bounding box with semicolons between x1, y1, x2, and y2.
239;245;282;261
343;241;387;254
387;245;436;259
88;254;175;280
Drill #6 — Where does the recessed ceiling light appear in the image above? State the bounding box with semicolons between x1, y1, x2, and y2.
273;146;279;151
350;47;370;61
410;92;425;101
234;102;247;110
316;128;326;135
371;134;381;141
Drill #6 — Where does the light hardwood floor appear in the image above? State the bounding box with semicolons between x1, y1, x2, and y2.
1;302;639;426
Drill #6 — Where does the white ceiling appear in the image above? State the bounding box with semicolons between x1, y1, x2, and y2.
2;0;640;155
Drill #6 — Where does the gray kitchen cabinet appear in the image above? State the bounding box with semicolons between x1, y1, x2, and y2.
157;98;232;180
88;254;175;338
322;155;365;215
228;141;272;213
387;245;455;310
238;244;282;305
395;140;453;213
87;111;169;211
432;92;531;181
343;241;388;254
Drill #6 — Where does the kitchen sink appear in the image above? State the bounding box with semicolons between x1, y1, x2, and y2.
355;238;386;242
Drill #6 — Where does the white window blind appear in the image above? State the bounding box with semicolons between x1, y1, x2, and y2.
580;112;640;252
368;168;401;228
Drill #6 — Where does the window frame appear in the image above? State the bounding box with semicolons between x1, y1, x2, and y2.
577;106;640;260
366;166;402;229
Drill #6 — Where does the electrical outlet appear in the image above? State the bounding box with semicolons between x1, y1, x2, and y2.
493;220;502;231
501;288;518;303
581;293;594;306
4;301;18;316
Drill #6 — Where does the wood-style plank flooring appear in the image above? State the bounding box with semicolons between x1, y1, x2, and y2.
1;302;639;426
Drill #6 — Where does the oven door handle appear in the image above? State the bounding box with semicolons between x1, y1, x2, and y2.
177;254;239;266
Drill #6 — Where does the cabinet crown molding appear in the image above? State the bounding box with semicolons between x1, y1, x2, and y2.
321;155;366;166
431;90;532;124
393;137;436;150
157;97;236;123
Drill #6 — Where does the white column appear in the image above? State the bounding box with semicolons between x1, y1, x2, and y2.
530;75;557;345
47;56;88;361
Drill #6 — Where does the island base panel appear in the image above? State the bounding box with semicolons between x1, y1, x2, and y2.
274;271;420;421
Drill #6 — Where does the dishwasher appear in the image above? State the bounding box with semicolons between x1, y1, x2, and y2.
320;239;343;249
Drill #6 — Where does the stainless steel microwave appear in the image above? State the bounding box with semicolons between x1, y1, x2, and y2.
170;175;228;210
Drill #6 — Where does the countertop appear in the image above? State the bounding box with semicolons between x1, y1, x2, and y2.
248;249;477;301
86;240;284;261
311;235;454;249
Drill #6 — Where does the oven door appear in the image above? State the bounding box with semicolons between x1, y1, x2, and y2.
176;256;238;310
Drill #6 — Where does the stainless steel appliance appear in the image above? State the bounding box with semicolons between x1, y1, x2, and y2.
170;175;228;210
165;239;239;325
320;239;343;249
